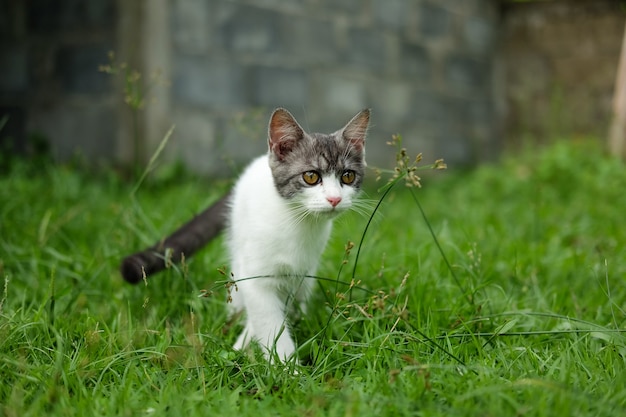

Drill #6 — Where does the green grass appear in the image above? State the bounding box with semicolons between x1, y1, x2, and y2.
1;140;626;416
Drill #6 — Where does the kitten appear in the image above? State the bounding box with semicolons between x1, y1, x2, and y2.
121;108;370;361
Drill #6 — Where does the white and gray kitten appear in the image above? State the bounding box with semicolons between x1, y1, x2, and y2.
121;108;370;361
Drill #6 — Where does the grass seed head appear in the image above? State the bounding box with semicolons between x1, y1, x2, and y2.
434;159;447;170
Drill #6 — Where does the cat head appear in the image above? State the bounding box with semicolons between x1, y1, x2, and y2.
267;108;370;215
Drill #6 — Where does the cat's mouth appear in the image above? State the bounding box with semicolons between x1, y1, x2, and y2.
314;205;347;216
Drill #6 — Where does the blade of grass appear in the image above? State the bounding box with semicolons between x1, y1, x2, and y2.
130;124;176;196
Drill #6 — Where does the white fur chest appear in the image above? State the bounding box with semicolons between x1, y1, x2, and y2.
226;155;333;281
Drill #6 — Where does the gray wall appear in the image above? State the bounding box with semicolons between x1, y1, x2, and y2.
0;0;118;162
499;0;624;146
1;0;500;175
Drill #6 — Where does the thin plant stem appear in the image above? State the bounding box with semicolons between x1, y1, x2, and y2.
409;188;474;307
130;124;175;196
351;176;402;281
439;329;626;339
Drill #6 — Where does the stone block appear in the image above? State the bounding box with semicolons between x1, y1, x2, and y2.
443;54;487;95
369;80;414;126
468;99;492;128
284;17;338;65
345;29;387;74
251;66;309;108
319;73;367;115
433;125;473;165
217;4;337;64
249;0;307;14
0;44;29;92
56;44;112;94
372;0;410;31
399;42;431;80
171;0;211;54
410;90;450;125
216;110;268;172
326;0;364;14
419;2;451;39
170;106;218;174
28;0;115;32
463;16;496;55
217;4;283;54
172;56;247;109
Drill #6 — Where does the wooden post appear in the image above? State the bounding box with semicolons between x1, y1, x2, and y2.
142;0;172;161
609;19;626;159
115;0;143;165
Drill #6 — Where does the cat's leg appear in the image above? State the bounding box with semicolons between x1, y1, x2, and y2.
241;282;296;362
229;263;250;349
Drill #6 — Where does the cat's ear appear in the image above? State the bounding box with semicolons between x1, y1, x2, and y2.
341;109;370;152
268;108;304;160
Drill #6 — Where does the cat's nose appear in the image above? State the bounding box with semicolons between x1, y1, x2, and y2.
327;196;342;207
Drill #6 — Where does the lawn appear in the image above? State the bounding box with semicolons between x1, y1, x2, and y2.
1;139;625;416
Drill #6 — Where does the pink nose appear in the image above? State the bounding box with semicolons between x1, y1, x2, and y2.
327;196;342;207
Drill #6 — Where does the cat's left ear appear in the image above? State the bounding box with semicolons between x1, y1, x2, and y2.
268;108;304;160
342;109;370;152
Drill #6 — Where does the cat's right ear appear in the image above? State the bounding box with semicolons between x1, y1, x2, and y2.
268;108;304;160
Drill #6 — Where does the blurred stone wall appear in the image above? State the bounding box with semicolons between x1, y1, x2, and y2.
0;0;118;162
1;0;499;174
163;0;500;173
499;0;625;146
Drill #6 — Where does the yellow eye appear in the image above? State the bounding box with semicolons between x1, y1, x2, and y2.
341;170;356;185
302;171;320;185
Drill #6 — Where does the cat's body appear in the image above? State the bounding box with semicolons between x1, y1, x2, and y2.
226;154;333;358
121;108;370;361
